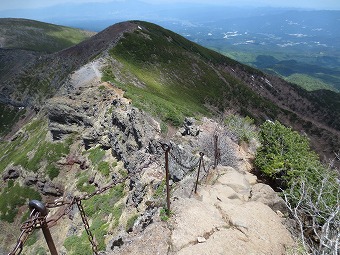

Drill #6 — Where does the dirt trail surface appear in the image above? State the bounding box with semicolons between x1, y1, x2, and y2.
110;164;295;255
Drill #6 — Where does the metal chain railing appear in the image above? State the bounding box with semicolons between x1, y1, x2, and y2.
8;136;218;255
76;198;98;255
169;150;200;170
8;210;43;255
8;176;128;255
160;142;207;213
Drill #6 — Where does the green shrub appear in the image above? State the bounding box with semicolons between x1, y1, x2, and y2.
224;114;258;143
255;120;339;254
160;121;168;134
255;120;319;184
101;67;115;82
87;146;105;165
90;218;109;250
47;164;60;180
118;168;128;178
64;232;92;255
76;173;95;194
255;120;338;209
64;218;109;253
159;207;171;221
82;183;125;217
7;179;14;188
153;180;166;199
6;120;72;174
112;203;123;227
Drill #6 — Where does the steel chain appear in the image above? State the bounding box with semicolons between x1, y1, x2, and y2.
45;198;76;228
8;176;129;255
169;150;200;170
45;199;73;209
8;211;42;255
76;198;99;255
78;177;124;201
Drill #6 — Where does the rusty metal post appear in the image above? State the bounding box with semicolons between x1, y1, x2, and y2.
194;152;204;194
213;134;218;169
29;200;58;255
161;143;171;216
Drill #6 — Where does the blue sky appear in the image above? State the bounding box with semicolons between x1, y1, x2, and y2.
1;0;340;11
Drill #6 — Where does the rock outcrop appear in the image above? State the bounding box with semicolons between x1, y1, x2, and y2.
109;106;160;173
2;166;21;180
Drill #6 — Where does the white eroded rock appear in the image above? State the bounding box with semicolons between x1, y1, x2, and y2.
171;197;227;251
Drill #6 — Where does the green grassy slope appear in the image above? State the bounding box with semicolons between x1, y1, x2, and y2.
0;18;95;53
107;21;278;125
0;103;26;137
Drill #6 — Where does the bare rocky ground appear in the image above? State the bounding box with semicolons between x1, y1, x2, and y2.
108;158;296;255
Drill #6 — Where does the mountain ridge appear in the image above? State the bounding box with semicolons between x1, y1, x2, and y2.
0;18;95;53
0;20;339;160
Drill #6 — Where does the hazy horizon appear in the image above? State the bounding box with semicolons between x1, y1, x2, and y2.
0;0;339;34
1;0;340;12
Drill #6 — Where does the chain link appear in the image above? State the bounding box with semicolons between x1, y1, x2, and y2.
76;198;99;255
45;198;75;228
8;211;43;255
169;150;200;170
78;177;125;201
8;177;129;255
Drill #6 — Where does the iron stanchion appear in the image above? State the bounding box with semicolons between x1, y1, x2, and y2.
29;200;58;255
213;134;219;169
161;143;171;216
194;152;204;193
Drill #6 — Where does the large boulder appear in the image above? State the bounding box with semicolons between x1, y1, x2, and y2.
250;183;288;214
179;117;200;136
170;164;295;255
41;181;63;196
216;166;251;200
2;166;21;180
171;197;227;251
